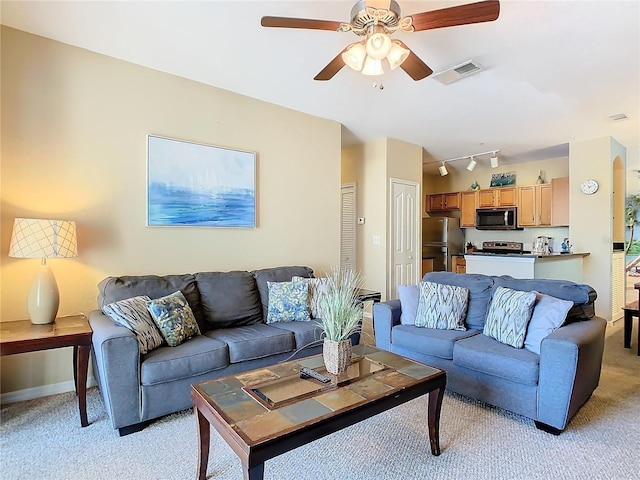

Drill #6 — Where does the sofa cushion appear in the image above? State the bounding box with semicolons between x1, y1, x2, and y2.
147;291;201;347
292;276;329;319
252;266;314;319
270;321;324;350
140;335;229;386
397;285;419;325
492;275;597;320
392;324;480;360
484;287;536;348
453;333;540;386
524;292;573;354
195;271;263;328
422;272;494;330
97;274;205;331
266;281;311;323
102;295;165;354
415;282;468;331
206;324;295;363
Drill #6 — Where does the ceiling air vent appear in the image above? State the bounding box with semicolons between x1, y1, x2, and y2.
608;113;628;122
432;60;483;85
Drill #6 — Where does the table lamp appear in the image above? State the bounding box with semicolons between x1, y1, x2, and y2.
8;218;78;324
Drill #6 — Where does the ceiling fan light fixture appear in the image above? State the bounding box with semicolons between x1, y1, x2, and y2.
362;56;384;76
342;42;367;71
387;41;410;70
439;162;449;176
365;32;392;60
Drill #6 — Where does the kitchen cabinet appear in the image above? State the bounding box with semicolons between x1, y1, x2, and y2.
427;192;461;211
460;191;478;227
422;257;434;277
453;255;466;274
518;184;552;227
551;177;569;226
477;187;516;208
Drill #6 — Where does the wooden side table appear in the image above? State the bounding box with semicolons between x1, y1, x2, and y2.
0;314;93;427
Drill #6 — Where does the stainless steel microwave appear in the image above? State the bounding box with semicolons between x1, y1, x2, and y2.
475;207;521;230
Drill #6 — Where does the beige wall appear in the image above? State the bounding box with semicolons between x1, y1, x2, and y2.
569;136;626;321
1;27;342;395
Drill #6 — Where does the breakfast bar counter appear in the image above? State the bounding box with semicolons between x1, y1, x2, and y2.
464;252;590;282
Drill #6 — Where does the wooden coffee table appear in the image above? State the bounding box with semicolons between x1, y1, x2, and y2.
191;345;446;480
0;314;93;427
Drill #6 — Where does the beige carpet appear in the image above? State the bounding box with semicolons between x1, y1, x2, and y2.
1;320;639;480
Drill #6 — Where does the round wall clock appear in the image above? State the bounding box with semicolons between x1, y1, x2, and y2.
580;179;599;195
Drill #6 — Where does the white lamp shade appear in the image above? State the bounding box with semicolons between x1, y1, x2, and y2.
439;164;449;176
466;158;477;171
490;155;499;168
362;56;384;76
387;41;410;70
342;42;366;71
365;33;392;60
9;218;78;259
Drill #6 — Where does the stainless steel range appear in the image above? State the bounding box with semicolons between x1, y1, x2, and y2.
480;241;530;255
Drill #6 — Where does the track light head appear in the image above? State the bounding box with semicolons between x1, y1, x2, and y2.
466;156;477;171
439;162;448;176
490;152;499;168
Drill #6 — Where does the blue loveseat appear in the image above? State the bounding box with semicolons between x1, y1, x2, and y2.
373;272;606;433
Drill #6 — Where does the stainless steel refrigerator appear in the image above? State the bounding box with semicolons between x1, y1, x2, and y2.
422;217;464;272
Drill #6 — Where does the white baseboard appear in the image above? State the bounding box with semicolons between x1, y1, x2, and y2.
0;377;97;405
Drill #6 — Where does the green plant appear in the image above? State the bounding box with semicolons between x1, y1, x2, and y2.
626;194;640;254
316;267;363;342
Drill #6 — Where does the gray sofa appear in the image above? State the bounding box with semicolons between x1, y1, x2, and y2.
89;265;352;436
373;272;606;434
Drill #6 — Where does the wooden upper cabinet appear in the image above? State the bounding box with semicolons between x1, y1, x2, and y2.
460;191;478;227
477;187;516;208
517;183;553;227
551;177;569;226
427;192;461;211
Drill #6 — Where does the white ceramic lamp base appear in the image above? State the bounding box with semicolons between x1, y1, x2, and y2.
27;263;60;325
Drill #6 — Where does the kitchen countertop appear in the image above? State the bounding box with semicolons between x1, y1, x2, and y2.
465;252;590;259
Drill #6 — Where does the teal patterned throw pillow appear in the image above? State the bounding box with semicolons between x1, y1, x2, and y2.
415;281;469;330
147;291;201;347
266;281;311;323
483;286;537;348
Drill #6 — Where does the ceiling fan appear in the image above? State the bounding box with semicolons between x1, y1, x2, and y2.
261;0;500;81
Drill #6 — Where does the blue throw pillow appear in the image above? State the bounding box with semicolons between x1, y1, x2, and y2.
266;281;311;323
398;285;419;325
415;281;469;330
147;291;201;347
524;292;573;354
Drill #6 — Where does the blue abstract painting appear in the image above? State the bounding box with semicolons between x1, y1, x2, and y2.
147;135;256;227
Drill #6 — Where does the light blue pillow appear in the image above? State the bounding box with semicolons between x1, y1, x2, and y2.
147;291;200;347
484;286;536;348
398;285;419;325
415;281;469;331
266;281;311;323
103;295;165;354
524;292;573;354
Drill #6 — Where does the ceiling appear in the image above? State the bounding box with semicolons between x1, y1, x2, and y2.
2;1;639;174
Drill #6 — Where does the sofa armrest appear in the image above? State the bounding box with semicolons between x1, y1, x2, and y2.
372;300;402;351
537;316;606;430
89;310;143;430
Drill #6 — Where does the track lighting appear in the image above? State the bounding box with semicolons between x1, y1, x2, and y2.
438;149;501;172
466;156;477;171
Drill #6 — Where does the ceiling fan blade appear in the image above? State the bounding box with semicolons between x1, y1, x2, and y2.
261;16;342;31
314;48;348;81
409;0;500;32
395;41;433;81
